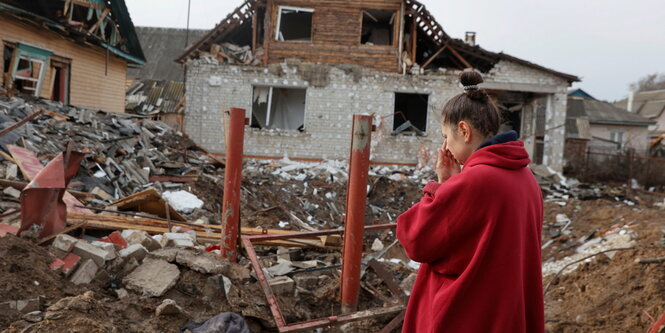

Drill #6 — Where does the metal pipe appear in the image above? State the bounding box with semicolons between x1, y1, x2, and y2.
340;114;373;313
220;107;246;261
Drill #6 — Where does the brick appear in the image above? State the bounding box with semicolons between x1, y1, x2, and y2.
61;253;81;276
50;258;65;272
119;244;148;262
69;259;98;285
72;240;108;268
52;234;78;253
0;224;19;238
100;231;128;250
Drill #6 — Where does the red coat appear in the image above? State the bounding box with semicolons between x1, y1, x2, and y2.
397;141;544;333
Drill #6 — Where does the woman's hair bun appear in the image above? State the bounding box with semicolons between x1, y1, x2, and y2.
460;71;484;87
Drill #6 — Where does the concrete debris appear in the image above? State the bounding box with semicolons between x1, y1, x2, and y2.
115;288;129;299
119;244;148;262
269;276;295;295
160;232;196;248
0;298;40;314
52;234;78;253
69;259;99;285
123;258;180;297
2;186;21;199
72;241;109;268
371;238;384;251
90;241;118;261
174;249;226;274
155;299;183;317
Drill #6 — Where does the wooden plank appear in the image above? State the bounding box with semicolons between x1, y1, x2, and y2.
67;212;339;248
88;8;111;35
421;42;447;69
447;43;473;69
410;16;417;64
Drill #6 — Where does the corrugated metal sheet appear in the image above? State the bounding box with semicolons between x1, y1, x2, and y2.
125;80;185;115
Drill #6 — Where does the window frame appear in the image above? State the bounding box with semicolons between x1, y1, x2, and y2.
275;6;315;42
250;85;308;131
392;92;430;136
359;9;398;48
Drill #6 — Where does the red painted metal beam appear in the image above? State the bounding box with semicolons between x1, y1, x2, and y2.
341;114;373;313
220;107;246;262
649;310;665;333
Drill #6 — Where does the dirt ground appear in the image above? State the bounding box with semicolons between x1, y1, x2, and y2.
542;189;665;332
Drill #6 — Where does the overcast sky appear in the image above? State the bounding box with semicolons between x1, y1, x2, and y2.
125;0;665;102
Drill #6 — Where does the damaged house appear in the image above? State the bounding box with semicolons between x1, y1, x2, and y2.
0;0;145;113
178;0;579;171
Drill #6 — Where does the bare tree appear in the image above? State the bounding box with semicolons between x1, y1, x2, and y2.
631;72;665;92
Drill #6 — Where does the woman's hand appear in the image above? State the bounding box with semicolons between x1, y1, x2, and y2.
436;141;461;183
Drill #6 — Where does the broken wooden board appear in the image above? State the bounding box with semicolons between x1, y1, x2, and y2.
67;213;341;248
108;188;186;222
8;145;91;214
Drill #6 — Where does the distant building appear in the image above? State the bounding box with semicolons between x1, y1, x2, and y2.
0;0;145;113
615;89;665;138
565;92;654;162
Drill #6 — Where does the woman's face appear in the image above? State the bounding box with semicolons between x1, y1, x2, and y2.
441;122;474;164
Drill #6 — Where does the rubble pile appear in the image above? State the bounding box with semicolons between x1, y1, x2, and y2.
0;95;223;208
198;43;263;66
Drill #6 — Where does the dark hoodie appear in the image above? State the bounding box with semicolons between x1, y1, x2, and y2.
397;140;544;333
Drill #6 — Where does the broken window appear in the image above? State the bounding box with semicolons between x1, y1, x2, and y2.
251;87;306;131
361;10;395;46
5;44;53;97
276;7;313;42
50;60;70;104
393;93;429;135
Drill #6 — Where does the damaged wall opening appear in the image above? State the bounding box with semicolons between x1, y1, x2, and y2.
275;7;313;42
2;43;14;87
50;60;70;104
361;9;395;46
251;86;306;131
393;93;429;135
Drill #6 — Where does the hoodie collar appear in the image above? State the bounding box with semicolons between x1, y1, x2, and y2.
465;136;531;170
476;130;519;151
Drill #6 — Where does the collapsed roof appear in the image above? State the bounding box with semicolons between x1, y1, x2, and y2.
0;0;145;64
176;0;579;83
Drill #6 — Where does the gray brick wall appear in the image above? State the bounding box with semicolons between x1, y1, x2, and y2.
185;60;569;170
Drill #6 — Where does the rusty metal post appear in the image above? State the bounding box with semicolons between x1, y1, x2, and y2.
221;107;246;262
341;114;373;313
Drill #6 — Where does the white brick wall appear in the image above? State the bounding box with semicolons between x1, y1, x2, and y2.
185;60;570;170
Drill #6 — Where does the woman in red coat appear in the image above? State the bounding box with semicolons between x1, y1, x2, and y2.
397;71;544;332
